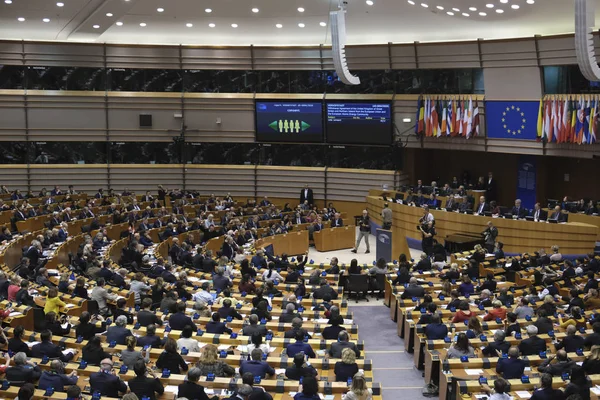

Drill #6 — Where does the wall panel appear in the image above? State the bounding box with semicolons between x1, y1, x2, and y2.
105;45;180;69
109;165;183;193
185;165;255;197
346;45;390;70
0;166;28;192
483;66;542;100
327;168;394;202
253;47;323;70
417;42;480;69
181;47;253;70
0;92;26;141
29;165;108;193
256;167;326;200
480;39;538;68
22;42;104;67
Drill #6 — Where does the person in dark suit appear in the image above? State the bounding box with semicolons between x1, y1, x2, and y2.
286;330;316;359
518;325;547;356
128;359;164;400
486;172;497;202
206;313;232;334
169;302;195;331
531;373;566;400
556;325;586;353
549;206;567;222
415;253;432;271
300;185;314;206
105;316;133;345
285;353;318;381
137;324;165;349
240;349;275;378
89;358;128;398
511;199;528;219
217;299;243;320
482;330;511;356
400;278;425;299
31;330;76;362
178;367;213;400
329;331;360;358
538;349;576;376
331;213;343;227
241;315;268;337
5;352;42;383
475;196;490;215
312;281;338;300
531;203;548;222
496;346;526;379
424;315;448;340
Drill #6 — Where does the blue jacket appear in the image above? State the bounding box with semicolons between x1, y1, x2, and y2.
105;326;133;345
425;323;448;340
286;342;316;358
496;357;527;379
239;360;275;378
168;312;194;331
38;371;78;391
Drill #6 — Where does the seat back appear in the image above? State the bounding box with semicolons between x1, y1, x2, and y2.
87;299;99;316
33;307;46;332
347;274;369;292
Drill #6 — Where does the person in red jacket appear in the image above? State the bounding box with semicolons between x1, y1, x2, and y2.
484;300;508;321
451;301;473;323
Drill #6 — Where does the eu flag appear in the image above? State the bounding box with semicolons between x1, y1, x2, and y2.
485;101;540;140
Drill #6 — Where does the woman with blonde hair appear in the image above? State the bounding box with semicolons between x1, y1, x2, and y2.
583;345;600;375
334;348;359;382
342;372;373;400
196;344;235;377
438;281;452;299
121;336;145;369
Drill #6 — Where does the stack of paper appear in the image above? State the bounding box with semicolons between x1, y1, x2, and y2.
515;391;532;399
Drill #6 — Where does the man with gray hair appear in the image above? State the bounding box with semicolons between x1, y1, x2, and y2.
329;331;360;358
213;266;232;292
351;209;371;254
280;303;301;323
482;330;510;356
400;277;425;299
228;384;254;400
105;315;132;345
178;367;207;399
89;358;127;397
6;352;41;383
518;325;547;356
38;359;78;392
241;314;268;337
284;317;311;339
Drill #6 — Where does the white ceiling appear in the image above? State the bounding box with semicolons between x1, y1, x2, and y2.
0;0;596;46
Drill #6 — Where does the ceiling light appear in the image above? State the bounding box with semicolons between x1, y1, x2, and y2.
462;12;469;16
469;7;476;11
421;3;428;7
116;21;123;26
403;118;411;123
500;0;508;3
479;12;487;16
208;23;215;27
93;24;100;29
42;18;50;22
452;7;459;11
407;0;415;4
157;8;164;12
526;0;535;3
5;0;12;4
486;3;494;8
231;23;238;28
276;23;283;28
56;2;64;6
204;8;212;13
495;8;504;13
17;17;25;21
298;22;305;27
319;21;327;26
511;4;519;9
297;7;305;12
446;11;454;15
436;6;444;10
252;8;259;13
186;23;193;27
106;13;113;17
139;22;147;26
366;0;374;5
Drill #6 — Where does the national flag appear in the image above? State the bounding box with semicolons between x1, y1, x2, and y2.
415;96;424;135
591;99;598;144
436;99;442;137
543;100;551;141
536;99;544;141
569;99;577;143
471;99;480;137
446;99;453;136
441;100;447;136
425;98;431;137
454;99;461;136
575;97;585;144
561;98;568;143
466;97;474;139
583;99;591;144
430;99;438;137
458;99;464;136
462;98;470;137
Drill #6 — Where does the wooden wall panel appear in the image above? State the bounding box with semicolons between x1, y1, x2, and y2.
181;47;253;70
0;166;28;192
105;45;180;69
480;39;538;68
0;92;26;141
109;165;184;193
346;46;390;70
185;165;255;197
29;165;108;193
22;42;104;67
417;42;481;69
327;168;395;202
256;167;326;201
253;47;323;70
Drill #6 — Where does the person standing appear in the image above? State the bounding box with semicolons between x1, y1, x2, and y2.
381;203;392;230
419;221;436;256
300;184;314;207
351;210;370;254
483;221;498;254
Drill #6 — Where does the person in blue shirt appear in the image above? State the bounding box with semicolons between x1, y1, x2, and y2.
168;302;194;331
293;375;320;400
424;314;448;340
458;276;475;296
496;346;526;380
205;313;232;335
286;330;316;359
239;349;275;378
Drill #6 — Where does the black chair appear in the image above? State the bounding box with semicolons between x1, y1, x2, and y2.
346;274;369;303
87;300;99;316
370;274;386;299
33;307;46;332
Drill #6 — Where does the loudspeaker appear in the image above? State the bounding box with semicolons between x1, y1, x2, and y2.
139;114;153;128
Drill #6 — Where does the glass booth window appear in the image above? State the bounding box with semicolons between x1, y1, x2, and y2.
29;142;107;164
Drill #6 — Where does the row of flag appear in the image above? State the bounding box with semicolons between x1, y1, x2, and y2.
536;97;597;144
415;96;480;139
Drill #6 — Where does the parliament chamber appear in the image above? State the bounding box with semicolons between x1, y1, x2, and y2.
3;1;600;400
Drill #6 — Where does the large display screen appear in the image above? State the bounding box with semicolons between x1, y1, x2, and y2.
326;102;392;145
255;101;323;143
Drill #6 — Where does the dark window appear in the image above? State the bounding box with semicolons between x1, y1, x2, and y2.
109;142;181;164
107;69;183;92
28;142;107;164
0;142;28;163
0;65;25;89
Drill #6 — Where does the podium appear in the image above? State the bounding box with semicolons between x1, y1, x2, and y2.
314;225;355;252
376;229;392;262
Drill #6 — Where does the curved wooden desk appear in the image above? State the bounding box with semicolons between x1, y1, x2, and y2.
313;225;355;252
255;230;309;256
366;196;598;255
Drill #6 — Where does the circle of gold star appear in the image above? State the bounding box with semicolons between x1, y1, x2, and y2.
503;105;527;135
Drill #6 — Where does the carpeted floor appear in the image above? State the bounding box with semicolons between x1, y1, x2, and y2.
349;304;428;399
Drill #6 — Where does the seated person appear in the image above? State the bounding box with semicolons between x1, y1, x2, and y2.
496;346;526;379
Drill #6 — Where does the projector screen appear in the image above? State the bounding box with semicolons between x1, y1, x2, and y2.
326;102;392;145
255;101;323;143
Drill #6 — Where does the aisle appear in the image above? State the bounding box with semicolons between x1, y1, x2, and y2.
349;303;427;399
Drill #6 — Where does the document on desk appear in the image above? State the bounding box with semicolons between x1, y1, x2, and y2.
8;312;22;317
591;386;600;396
26;341;40;348
164;385;178;394
464;369;483;375
515;391;532;399
217;344;230;351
